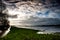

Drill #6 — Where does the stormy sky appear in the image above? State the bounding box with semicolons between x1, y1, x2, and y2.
2;0;60;26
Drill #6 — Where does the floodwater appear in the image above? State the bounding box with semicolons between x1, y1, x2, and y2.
12;25;60;34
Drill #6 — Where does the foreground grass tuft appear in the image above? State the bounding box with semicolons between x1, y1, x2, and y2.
0;27;60;40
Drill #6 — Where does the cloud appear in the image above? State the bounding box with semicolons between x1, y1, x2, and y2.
5;1;60;26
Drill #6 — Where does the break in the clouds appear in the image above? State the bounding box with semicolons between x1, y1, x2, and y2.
4;1;60;26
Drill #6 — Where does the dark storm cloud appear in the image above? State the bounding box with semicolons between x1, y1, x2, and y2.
2;0;60;26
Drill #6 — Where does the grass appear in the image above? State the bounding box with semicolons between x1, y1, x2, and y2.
0;27;60;40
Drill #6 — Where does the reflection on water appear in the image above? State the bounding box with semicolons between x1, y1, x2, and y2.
13;25;60;34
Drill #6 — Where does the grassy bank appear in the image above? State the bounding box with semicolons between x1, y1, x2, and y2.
0;27;60;40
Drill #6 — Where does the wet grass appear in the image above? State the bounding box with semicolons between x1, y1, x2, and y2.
0;27;60;40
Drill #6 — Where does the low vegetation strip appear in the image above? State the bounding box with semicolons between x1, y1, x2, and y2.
0;27;60;40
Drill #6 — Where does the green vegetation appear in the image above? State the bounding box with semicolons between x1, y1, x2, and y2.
0;27;60;40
